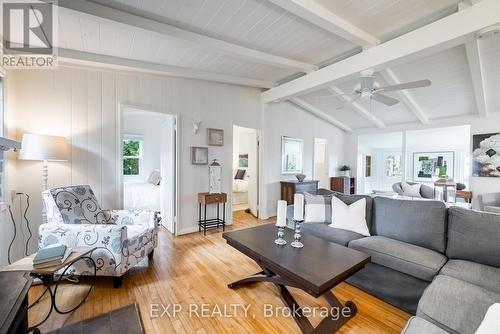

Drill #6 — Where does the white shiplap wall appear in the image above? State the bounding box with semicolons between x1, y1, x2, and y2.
5;65;263;259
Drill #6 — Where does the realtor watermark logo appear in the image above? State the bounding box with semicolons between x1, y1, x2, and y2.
1;0;57;68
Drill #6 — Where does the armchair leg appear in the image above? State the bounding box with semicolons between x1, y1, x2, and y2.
148;250;154;259
113;276;123;288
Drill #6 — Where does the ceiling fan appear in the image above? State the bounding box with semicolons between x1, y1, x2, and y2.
314;70;431;111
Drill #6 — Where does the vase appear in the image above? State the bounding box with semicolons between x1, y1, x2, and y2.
295;173;306;182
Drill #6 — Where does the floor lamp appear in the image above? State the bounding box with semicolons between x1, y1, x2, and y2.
18;134;69;223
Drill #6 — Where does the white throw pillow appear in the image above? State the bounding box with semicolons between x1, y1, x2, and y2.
401;182;421;198
476;303;500;334
148;169;162;186
329;197;370;236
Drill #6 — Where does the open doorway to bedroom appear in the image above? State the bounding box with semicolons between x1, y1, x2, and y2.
119;106;177;234
232;125;259;218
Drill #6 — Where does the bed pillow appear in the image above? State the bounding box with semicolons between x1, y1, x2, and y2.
330;196;370;236
148;169;161;185
304;193;332;223
401;182;421;197
234;169;246;180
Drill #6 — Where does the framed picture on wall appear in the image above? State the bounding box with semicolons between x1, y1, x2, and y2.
472;133;500;177
413;151;454;182
281;136;303;174
207;128;224;146
191;146;208;165
239;154;248;168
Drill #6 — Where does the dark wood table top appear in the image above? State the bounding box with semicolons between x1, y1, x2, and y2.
223;224;370;297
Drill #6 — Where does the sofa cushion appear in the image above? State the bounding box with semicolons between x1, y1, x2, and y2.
402;317;449;334
440;260;500;294
300;223;365;246
417;275;500;334
349;236;447;282
372;197;447;253
447;207;500;268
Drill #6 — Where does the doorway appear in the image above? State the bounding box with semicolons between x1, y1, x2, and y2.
118;105;177;234
313;138;329;189
232;125;259;217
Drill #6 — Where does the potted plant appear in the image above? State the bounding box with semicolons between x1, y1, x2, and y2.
339;165;351;177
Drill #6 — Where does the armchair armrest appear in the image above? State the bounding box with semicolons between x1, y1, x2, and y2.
110;210;158;229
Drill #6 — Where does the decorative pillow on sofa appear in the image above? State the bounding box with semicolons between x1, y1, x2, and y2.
401;182;422;198
330;196;370;236
304;193;332;223
148;169;161;185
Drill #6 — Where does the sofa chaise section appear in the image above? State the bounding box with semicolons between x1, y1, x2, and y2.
349;236;447;282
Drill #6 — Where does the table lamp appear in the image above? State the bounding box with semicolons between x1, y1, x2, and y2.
18;133;69;191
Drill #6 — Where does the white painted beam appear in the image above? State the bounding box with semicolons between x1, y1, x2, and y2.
58;49;275;89
57;0;317;73
464;40;488;117
262;0;500;103
288;97;353;132
328;86;386;128
268;0;379;48
459;1;489;118
380;69;429;124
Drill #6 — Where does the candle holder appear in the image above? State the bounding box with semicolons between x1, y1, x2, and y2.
291;220;304;248
274;226;287;246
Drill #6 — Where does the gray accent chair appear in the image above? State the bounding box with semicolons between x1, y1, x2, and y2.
477;192;500;214
392;181;434;199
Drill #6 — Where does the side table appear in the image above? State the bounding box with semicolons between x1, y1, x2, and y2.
198;192;227;235
2;246;97;333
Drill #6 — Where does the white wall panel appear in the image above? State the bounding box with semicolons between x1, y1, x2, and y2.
5;64;265;251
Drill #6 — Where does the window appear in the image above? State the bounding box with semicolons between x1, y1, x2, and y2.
123;136;143;176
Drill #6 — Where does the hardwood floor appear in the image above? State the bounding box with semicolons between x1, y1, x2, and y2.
28;211;410;333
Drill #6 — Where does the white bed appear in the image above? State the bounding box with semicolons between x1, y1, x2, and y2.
124;181;161;211
232;179;249;205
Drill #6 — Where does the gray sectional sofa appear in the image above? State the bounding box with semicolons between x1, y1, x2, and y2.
286;190;500;334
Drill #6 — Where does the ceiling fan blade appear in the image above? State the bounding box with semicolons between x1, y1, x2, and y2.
372;94;400;106
336;95;361;110
379;79;431;92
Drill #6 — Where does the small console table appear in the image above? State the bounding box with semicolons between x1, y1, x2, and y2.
197;192;227;235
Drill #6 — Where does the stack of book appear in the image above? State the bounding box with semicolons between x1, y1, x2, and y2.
33;244;72;268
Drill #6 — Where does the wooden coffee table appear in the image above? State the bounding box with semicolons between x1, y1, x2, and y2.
223;224;370;334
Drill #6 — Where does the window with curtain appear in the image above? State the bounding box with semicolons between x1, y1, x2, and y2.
122;135;143;176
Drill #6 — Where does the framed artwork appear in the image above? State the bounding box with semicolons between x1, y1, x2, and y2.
413;151;454;182
207;128;224;146
239;154;248;168
385;154;402;177
281;136;303;174
191;146;208;165
472;133;500;177
365;155;372;177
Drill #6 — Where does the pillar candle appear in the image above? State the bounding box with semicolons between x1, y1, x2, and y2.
276;200;287;227
294;193;304;221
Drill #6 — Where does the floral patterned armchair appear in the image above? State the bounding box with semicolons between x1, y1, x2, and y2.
39;185;158;287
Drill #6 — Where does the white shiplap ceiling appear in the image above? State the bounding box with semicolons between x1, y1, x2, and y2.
52;0;500;130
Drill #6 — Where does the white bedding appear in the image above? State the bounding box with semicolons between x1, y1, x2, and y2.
233;179;248;193
124;181;160;211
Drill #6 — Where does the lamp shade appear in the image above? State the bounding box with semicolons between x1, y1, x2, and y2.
19;134;69;161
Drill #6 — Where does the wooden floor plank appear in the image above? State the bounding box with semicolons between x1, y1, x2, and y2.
28;211;410;333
